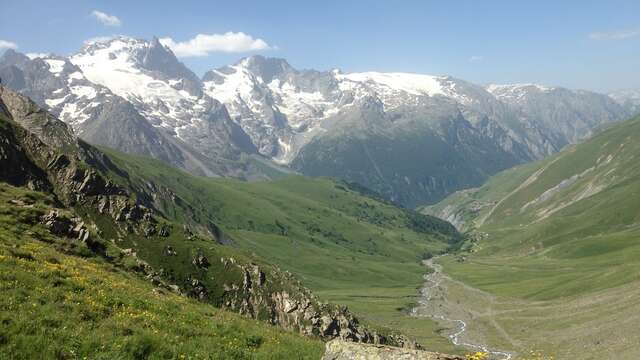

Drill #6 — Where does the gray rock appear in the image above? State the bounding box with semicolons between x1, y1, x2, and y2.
322;340;464;360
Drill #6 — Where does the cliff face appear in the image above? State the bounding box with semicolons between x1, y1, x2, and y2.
322;340;464;360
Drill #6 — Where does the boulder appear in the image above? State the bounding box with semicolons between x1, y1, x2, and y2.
192;252;210;269
322;340;464;360
41;210;72;235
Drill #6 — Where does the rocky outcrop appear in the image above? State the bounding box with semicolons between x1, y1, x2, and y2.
0;84;76;150
322;340;464;360
218;258;420;348
0;86;158;240
40;210;90;242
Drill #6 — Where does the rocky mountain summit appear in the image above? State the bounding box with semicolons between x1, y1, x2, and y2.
1;37;631;206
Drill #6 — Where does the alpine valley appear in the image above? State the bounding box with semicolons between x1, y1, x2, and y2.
1;33;640;360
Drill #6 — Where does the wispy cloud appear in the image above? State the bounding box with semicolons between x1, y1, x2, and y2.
0;40;18;50
469;55;484;63
91;10;122;27
589;29;639;40
160;32;273;57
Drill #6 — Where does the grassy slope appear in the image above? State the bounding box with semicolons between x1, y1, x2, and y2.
424;115;640;358
99;147;463;352
0;182;323;360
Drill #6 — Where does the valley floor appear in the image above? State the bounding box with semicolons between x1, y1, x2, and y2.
428;255;640;360
411;256;512;360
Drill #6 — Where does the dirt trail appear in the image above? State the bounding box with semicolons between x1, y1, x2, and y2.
410;256;512;360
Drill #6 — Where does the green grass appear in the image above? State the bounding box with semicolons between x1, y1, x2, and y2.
1;103;465;354
438;115;640;299
422;115;640;358
316;286;463;354
95;146;462;349
0;182;323;359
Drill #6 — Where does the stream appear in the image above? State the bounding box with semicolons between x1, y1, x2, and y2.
410;256;512;360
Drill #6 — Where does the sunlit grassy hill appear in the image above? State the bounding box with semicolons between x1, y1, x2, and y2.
423;115;640;358
0;85;464;354
0;183;323;359
99;148;463;351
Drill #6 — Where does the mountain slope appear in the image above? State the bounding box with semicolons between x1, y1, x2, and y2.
204;55;629;206
422;113;640;358
0;84;349;340
610;89;640;115
3;40;629;207
96;146;464;350
0;183;323;359
0;86;463;351
488;83;626;146
291;96;526;207
0;43;279;180
70;37;256;160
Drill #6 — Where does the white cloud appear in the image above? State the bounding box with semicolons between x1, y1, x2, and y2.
160;32;272;57
91;10;122;27
0;40;18;50
589;29;639;40
469;55;484;63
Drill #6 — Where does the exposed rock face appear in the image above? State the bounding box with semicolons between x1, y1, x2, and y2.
0;85;158;239
488;84;627;146
217;259;419;348
0;107;52;191
192;252;210;269
322;340;464;360
40;210;90;242
0;84;76;150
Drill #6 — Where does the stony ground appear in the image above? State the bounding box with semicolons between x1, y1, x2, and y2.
412;256;640;359
322;340;464;360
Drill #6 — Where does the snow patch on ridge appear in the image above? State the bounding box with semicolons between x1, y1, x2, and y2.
486;83;556;102
44;59;65;75
337;72;447;97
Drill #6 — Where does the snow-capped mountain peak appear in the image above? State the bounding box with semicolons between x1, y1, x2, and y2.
70;36;212;134
0;50;112;128
1;45;630;198
202;57;511;161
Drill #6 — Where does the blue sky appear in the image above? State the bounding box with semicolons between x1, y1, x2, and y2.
1;0;639;92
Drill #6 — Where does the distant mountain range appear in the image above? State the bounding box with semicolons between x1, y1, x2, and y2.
0;36;632;206
609;89;640;115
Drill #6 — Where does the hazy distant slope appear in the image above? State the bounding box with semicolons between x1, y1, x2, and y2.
423;114;640;358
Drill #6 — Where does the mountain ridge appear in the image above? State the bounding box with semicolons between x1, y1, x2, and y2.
1;37;631;206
